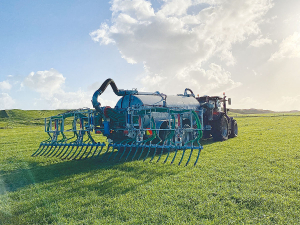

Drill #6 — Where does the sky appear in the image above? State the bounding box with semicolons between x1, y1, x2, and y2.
1;0;300;111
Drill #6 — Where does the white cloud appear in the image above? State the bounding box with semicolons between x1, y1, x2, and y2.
111;0;155;20
283;13;300;24
261;95;300;112
91;0;273;94
203;63;242;91
0;80;15;110
159;0;193;16
278;95;300;111
43;89;92;109
269;32;300;61
23;68;66;96
22;69;116;109
140;74;167;88
0;93;15;110
37;89;115;109
90;23;115;45
237;97;260;109
180;63;242;94
0;80;12;91
137;62;241;96
250;36;273;47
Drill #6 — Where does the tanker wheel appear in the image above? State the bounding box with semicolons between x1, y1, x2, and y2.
229;119;238;138
152;121;169;145
212;115;228;141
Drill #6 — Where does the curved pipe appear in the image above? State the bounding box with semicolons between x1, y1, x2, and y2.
184;88;195;97
92;78;119;112
92;78;137;112
99;78;121;96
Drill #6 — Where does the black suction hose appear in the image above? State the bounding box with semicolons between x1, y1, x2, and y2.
99;78;121;96
92;78;137;112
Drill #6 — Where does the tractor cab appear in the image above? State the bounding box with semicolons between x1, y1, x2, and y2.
196;95;230;120
196;94;236;141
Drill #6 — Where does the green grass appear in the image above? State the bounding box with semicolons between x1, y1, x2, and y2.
0;110;300;224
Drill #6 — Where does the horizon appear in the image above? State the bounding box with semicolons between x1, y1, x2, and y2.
1;108;299;114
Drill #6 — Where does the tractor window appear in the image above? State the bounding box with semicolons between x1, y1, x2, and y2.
216;100;221;111
208;100;215;108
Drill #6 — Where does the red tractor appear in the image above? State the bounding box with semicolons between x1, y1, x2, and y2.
196;93;238;141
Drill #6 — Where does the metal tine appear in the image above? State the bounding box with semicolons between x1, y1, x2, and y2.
100;143;112;161
41;144;54;156
178;146;187;166
35;143;48;156
83;143;95;159
130;143;141;161
136;144;146;161
38;143;51;156
61;143;79;160
44;144;58;157
124;144;136;162
163;146;172;163
95;142;106;158
32;143;46;156
170;146;178;164
40;143;54;156
78;143;91;160
72;144;86;160
119;144;130;161
60;143;74;158
56;143;69;157
53;143;68;157
143;145;152;161
106;144;119;161
185;147;193;166
156;145;167;163
89;142;100;158
65;144;83;160
150;145;158;162
112;144;125;161
47;143;62;157
194;146;203;166
32;143;44;156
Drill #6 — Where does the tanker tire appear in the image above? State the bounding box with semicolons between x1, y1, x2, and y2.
229;119;238;138
212;115;228;141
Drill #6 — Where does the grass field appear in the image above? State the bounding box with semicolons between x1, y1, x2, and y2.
0;110;300;224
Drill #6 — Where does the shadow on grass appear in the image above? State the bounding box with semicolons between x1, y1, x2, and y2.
1;138;216;195
0;158;122;193
0;155;176;195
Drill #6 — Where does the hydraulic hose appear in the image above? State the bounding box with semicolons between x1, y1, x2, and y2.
92;78;138;112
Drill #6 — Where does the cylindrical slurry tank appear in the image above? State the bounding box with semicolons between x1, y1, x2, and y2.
115;94;200;110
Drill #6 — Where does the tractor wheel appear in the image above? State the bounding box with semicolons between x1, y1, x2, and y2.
202;131;211;139
229;119;238;138
212;115;228;141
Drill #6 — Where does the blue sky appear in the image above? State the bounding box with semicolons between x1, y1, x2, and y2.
1;0;300;111
0;1;141;87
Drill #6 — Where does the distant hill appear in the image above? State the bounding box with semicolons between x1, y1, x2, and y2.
229;108;299;114
0;109;69;120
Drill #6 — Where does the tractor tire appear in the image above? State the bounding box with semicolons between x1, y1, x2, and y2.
212;115;229;141
202;130;211;139
229;119;238;138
